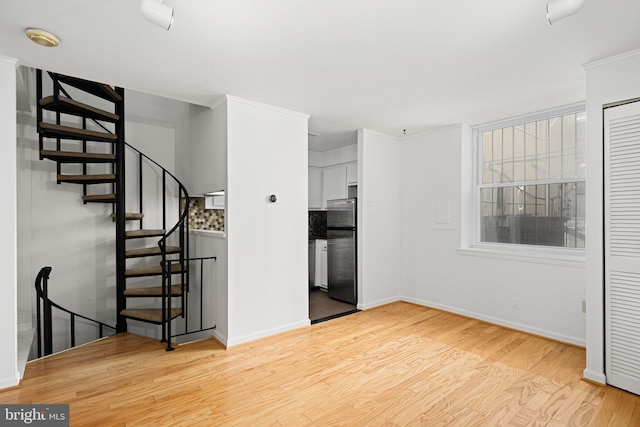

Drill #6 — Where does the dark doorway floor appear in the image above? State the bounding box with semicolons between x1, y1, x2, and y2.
309;288;358;324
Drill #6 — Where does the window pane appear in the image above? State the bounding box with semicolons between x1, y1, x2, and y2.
476;108;586;249
562;114;577;178
493;129;503;183
482;131;493;184
479;182;585;248
536;120;548;181
513;125;525;182
525;122;536;181
576;112;586;179
503;127;514;183
549;117;562;180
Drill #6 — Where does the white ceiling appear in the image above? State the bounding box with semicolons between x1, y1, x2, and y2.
2;1;639;151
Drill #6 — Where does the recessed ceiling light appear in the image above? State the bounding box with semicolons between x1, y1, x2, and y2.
25;28;60;47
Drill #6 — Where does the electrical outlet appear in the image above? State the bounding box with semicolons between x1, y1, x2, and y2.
512;297;520;310
581;300;586;313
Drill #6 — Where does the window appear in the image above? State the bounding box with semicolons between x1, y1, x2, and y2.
475;106;585;249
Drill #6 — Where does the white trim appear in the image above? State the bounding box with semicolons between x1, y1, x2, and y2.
0;56;18;67
402;123;465;140
457;247;585;268
225;95;310;119
225;319;310;347
208;95;227;110
211;328;228;348
0;373;20;390
582;368;606;385
583;48;640;71
360;128;401;140
358;296;401;310
472;102;585;132
401;296;586;347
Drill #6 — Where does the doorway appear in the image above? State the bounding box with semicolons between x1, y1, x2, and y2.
309;288;358;323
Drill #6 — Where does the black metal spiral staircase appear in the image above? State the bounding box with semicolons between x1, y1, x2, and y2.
36;70;190;349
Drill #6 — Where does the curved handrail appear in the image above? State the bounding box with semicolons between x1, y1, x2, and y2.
43;72;192;342
48;70;190;250
35;266;116;357
124;142;190;247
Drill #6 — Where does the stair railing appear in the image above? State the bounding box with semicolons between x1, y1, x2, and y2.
163;256;217;351
35;266;116;358
124;142;191;345
37;71;193;344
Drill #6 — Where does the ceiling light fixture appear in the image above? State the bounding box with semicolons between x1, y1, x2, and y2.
140;0;174;30
546;0;584;25
25;28;60;47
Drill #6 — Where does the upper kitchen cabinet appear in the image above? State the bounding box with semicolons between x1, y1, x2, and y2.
322;164;347;208
308;144;357;209
346;161;357;185
309;167;322;209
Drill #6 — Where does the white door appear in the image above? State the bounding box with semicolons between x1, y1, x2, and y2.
605;100;640;395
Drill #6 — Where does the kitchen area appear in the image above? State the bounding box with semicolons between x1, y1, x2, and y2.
308;143;359;323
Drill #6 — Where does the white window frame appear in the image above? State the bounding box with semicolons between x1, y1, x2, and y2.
471;103;586;256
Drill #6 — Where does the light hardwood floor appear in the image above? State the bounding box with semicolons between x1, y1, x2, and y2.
2;302;639;426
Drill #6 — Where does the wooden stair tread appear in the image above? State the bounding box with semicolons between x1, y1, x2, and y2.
53;73;122;103
39;96;120;122
126;246;181;258
120;308;181;324
123;285;184;297
41;150;116;163
125;229;165;239
39;122;118;143
57;174;115;184
111;212;144;221
125;263;184;278
82;194;116;203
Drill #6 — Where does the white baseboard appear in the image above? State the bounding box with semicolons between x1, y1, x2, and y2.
583;368;606;385
358;296;401;311
17;328;36;379
0;373;20;391
226;319;310;348
401;296;586;347
211;329;228;348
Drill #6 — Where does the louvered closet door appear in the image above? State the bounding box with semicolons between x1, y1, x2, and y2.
605;100;640;395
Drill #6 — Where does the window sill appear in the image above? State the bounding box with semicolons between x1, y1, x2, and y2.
457;246;585;268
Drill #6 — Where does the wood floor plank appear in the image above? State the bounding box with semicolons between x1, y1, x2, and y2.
1;302;639;426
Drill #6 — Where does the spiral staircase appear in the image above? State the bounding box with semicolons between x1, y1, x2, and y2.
36;70;190;348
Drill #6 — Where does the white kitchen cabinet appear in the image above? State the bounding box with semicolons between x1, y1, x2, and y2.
347;161;358;185
315;239;327;289
308;167;322;209
322;165;347;208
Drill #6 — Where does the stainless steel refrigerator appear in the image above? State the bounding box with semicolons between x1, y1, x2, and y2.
327;198;357;304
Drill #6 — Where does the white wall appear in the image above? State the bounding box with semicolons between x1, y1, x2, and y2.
186;99;228;344
226;96;309;346
0;55;19;389
583;49;640;384
358;129;402;308
187;100;227;195
187;231;227;345
398;125;586;345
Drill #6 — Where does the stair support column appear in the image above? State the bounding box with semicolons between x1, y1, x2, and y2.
115;87;127;333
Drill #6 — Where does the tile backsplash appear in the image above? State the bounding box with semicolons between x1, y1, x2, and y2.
308;210;327;239
186;197;224;231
